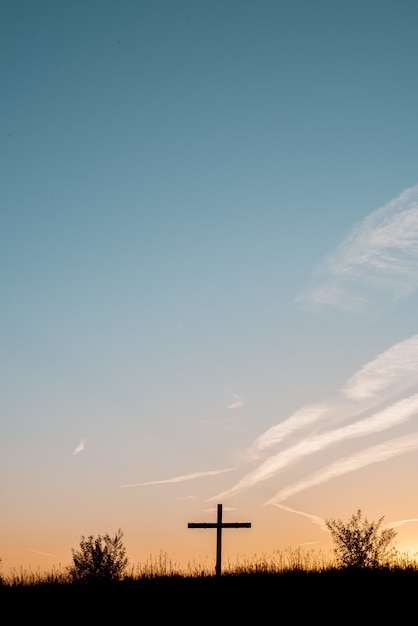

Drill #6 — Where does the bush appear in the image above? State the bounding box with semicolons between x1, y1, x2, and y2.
325;509;397;568
69;528;128;582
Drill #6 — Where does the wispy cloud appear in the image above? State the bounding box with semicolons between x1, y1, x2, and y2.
387;518;418;529
227;390;246;409
342;334;418;400
120;467;236;488
206;186;418;507
271;504;410;535
274;503;328;531
208;331;418;506
28;549;58;558
298;185;418;312
73;439;87;455
250;405;329;455
266;432;418;505
212;393;418;501
248;334;418;460
177;495;199;501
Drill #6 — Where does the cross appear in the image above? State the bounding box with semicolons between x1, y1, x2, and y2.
188;503;251;576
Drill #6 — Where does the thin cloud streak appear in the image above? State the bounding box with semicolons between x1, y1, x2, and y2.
266;432;418;504
342;334;418;400
387;518;418;529
273;506;418;534
28;549;58;558
73;439;87;455
298;185;418;311
227;391;246;409
274;503;328;531
120;467;236;488
250;405;328;455
212;394;418;500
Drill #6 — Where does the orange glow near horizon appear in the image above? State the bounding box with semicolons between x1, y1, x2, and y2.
3;504;418;578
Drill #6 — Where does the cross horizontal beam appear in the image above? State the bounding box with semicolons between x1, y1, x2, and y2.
188;523;251;529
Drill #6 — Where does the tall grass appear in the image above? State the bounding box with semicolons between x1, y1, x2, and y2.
224;546;335;574
4;564;71;587
2;548;418;587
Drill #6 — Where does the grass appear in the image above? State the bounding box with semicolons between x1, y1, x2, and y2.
2;551;418;624
2;546;418;585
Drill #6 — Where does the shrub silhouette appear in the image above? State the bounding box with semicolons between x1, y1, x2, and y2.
69;528;128;582
325;509;397;568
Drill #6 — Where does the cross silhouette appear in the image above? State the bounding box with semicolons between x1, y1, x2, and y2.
188;503;251;576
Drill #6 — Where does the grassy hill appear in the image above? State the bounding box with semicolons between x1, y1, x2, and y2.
2;565;417;623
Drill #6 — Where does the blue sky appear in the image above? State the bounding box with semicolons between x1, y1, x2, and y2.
2;1;418;572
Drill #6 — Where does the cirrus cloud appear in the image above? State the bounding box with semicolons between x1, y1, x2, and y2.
298;185;418;312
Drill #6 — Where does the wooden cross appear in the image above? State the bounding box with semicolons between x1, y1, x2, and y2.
188;503;251;576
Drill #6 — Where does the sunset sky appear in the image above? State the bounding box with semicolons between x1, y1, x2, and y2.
2;0;418;575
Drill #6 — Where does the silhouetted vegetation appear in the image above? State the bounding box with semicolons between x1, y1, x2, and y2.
325;509;397;568
1;515;417;622
1;559;418;624
69;528;128;582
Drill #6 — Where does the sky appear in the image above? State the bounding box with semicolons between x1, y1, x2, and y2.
2;0;418;575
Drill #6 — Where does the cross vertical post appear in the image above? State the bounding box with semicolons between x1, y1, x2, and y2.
216;503;222;577
188;503;251;577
